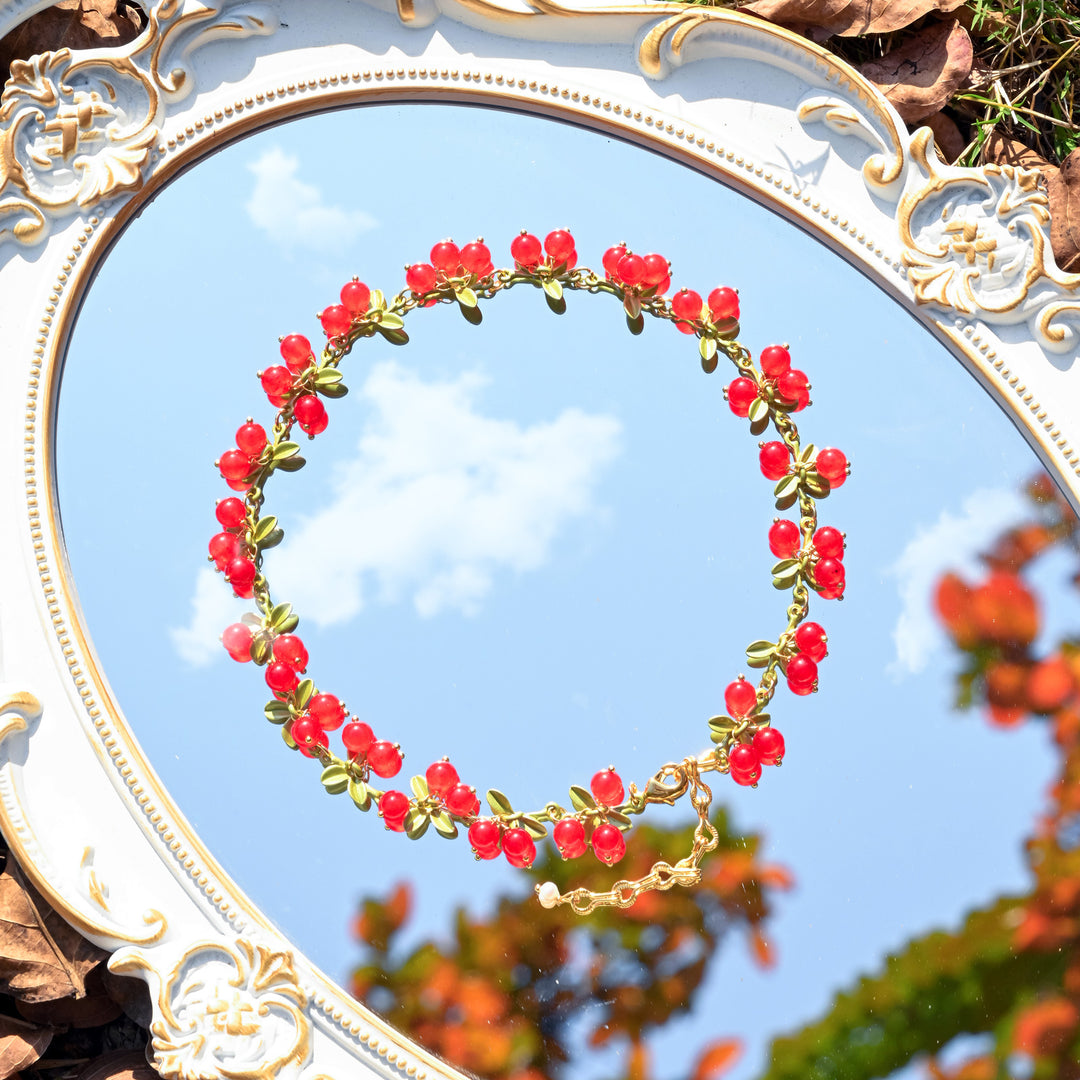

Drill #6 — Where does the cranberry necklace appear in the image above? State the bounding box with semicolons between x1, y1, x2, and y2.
208;230;849;915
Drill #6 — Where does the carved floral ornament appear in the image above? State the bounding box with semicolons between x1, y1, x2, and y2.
0;0;272;247
111;939;311;1080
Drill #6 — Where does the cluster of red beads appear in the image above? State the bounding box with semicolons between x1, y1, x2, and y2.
509;228;577;272
211;231;849;873
405;238;496;298
602;244;670;296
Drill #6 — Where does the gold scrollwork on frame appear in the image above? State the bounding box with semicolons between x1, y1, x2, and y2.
112;939;311;1080
0;0;274;250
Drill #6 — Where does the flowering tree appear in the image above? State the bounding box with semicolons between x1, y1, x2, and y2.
760;474;1080;1079
349;809;791;1080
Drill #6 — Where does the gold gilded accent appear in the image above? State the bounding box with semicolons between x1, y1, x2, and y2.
115;940;310;1080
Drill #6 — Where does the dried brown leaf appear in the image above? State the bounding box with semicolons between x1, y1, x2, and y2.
923;109;966;163
75;1049;158;1080
739;0;965;38
0;1016;52;1080
0;861;107;1003
1046;149;1080;274
982;133;1052;171
0;1;145;84
858;19;973;124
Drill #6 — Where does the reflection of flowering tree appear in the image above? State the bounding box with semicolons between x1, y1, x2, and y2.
349;811;791;1080
759;474;1080;1080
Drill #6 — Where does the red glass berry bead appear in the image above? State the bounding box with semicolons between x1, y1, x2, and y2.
236;422;268;458
468;819;502;859
777;368;809;404
590;769;625;806
309;693;346;731
368;740;403;778
209;531;241;570
564;249;578;271
342;721;375;756
816;448;849;488
654;274;671;296
225;556;256;596
708;286;739;321
544;229;575;263
671;288;703;321
813;526;845;561
290;714;320;750
215;498;247;529
602;245;627;278
768;519;801;558
272;634;308;672
219;449;251;482
786;652;818;688
430;240;461;273
260;366;293;399
226;479;251;493
759;441;790;480
445;783;481;817
320;304;352;338
726;377;758;418
729;743;761;775
753;727;786;765
643;253;669;285
379;790;410;832
511;231;542;268
304;728;330;756
792;386;810;412
616;252;646;285
794;621;828;662
724;677;758;718
426;759;460;798
732;764;762;786
759;345;791;378
294;394;328;435
340;281;371;315
460;241;493;276
280;334;313;372
503;827;537;869
591;823;626;866
816;558;846;592
406;263;438;293
222;623;253;663
553;818;587;859
265;661;299;694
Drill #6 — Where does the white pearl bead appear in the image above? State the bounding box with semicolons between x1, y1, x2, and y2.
537;881;560;908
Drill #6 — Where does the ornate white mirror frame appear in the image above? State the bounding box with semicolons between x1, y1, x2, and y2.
0;2;1078;1078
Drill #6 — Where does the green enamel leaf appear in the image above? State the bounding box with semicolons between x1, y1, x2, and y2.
627;311;645;336
708;715;736;733
294;678;314;711
748;396;769;424
699;336;718;362
321;765;349;794
273;441;300;460
569;785;596;812
700;351;718;374
318;382;349;399
774;474;800;500
369;289;386;311
746;639;776;662
520;815;548;841
281;725;297;750
459;300;483;326
410;774;430;800
749;413;770;437
275;455;306;472
277;613;299;634
269;602;292;627
804;471;831;499
377;326;410;346
607;811;632;830
432;811;458;839
771;558;799;576
348;779;371;811
258;528;284;551
799;442;816;462
254;516;278;543
404;808;430;840
542;278;563;301
314;368;344;387
455;286;478;308
623;292;641;320
487;788;514;815
773;564;802;589
379;311;405;330
264;700;291;725
713;316;740;340
251;637;271;665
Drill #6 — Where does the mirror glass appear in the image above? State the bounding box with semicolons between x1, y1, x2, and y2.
57;104;1069;1079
